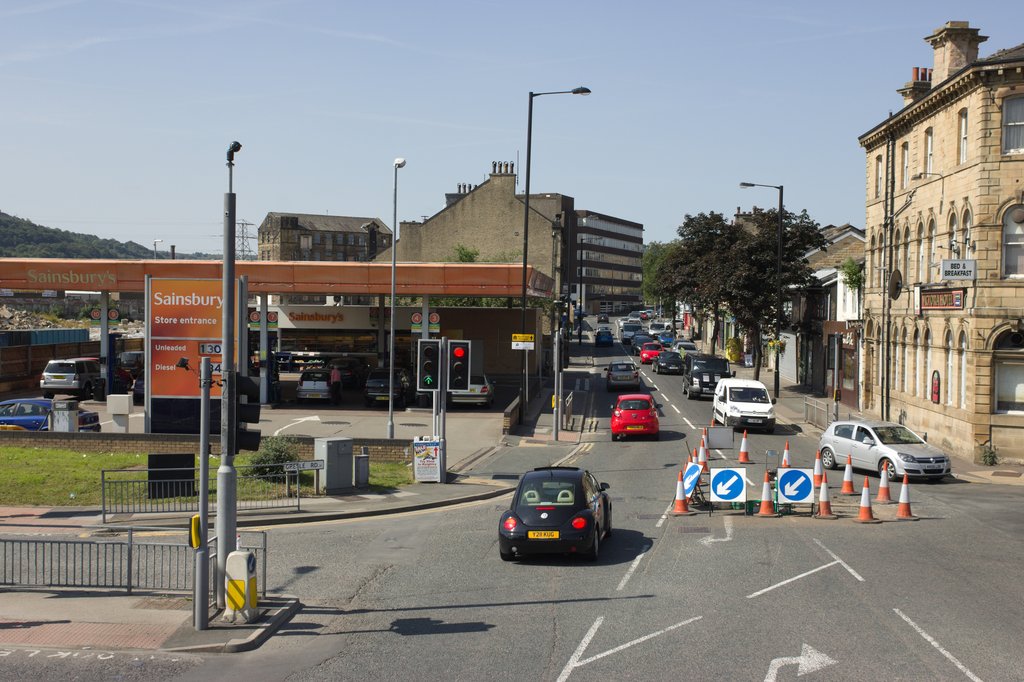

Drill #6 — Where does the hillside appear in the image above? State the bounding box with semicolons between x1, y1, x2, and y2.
0;212;220;260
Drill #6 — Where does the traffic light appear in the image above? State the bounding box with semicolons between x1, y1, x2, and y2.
417;339;441;391
235;374;262;452
448;340;471;391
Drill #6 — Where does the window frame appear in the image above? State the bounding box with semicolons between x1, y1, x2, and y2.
958;109;969;164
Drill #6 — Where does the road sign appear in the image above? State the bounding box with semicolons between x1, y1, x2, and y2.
683;462;703;499
512;333;535;342
709;468;746;503
777;468;814;503
282;460;325;471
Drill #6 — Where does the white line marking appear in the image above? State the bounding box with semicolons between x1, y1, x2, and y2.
556;617;604;682
683;417;695;429
558;615;703;681
273;415;320;436
894;608;984;682
671;404;680;414
714;448;727;461
616;547;649;591
812;538;865;582
700;516;733;545
746;561;839;599
655;502;673;528
650;383;659;392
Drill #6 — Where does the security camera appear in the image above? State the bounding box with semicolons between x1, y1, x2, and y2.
227;141;242;162
394;158;406;168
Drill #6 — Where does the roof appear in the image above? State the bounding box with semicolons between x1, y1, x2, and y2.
979;43;1024;64
616;393;653;401
260;212;392;235
718;378;769;389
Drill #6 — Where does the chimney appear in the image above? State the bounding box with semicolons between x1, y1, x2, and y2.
170;245;176;260
925;21;987;83
897;66;933;106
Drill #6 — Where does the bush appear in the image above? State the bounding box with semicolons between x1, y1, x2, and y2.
725;337;743;362
248;436;300;478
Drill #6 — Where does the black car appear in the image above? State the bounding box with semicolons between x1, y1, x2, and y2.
363;367;414;407
499;467;611;562
653;350;683;374
682;353;733;400
630;334;653;354
597;314;609;323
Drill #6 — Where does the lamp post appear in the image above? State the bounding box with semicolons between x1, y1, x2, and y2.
387;157;406;439
153;239;163;259
740;181;784;400
519;86;590;422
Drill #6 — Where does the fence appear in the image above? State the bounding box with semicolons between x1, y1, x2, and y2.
803;397;857;431
0;526;267;597
101;462;305;523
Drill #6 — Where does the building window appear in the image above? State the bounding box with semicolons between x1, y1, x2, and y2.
958;109;968;164
916;223;925;283
924;330;932;400
903;226;911;278
901;329;909;393
927;220;937;283
1003;96;1024;154
1003;205;1024;277
924;128;934;174
948;213;959;258
995;331;1024;412
962;209;972;258
875;155;883;199
945;331;954;406
959;332;968;408
901;142;909;189
913;329;921;397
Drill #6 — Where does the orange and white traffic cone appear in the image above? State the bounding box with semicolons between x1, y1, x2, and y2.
875;465;894;504
781;441;791;468
812;450;824;488
896;474;918;521
815;471;838;520
840;455;857;495
757;471;779;517
854;476;882;524
698;437;709;473
737;430;751;464
672;470;696;516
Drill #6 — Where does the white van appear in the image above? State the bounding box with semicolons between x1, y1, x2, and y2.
712;378;776;433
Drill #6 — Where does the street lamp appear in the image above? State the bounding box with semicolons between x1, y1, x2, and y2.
519;86;590;421
740;181;784;400
387;157;406;439
153;239;163;259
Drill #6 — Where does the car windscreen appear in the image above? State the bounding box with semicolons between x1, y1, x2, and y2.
45;361;76;373
729;387;770;403
623;324;642;332
873;426;924;445
642;343;661;350
618;399;652;410
659;352;681;361
693;358;729;373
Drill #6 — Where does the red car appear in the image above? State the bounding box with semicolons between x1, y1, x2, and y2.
639;342;664;364
610;394;660;441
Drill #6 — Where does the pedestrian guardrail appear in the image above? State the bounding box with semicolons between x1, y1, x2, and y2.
803;397;856;431
562;392;574;431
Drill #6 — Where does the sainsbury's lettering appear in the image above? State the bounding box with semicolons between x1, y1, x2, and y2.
27;269;117;287
153;292;223;308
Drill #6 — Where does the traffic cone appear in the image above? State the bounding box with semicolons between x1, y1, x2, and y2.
896;474;918;521
757;471;779;517
698;437;709;473
737;430;751;464
876;465;894;504
672;470;696;516
854;477;882;524
815;471;838;520
781;441;791;468
812;450;824;488
840;455;857;495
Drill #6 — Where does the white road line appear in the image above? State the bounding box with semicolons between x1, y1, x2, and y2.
746;561;839;599
616;547;649;591
812;538;865;582
650;383;659;392
558;615;703;681
894;608;984;682
556;617;605;682
714;448;727;461
671;404;680;414
273;415;320;436
655;501;673;528
683;417;695;429
699;516;734;545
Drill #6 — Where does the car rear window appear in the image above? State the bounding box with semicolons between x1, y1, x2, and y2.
301;371;330;381
833;424;854;439
45;361;76;373
619;398;652;410
609;363;634;372
623;324;642;332
518;479;577;506
470;375;486;385
642;343;662;350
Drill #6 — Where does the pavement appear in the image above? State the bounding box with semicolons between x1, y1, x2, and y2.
2;327;1021;655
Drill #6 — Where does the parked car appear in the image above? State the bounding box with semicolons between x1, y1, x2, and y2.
653;350;684;374
594;329;615;347
682;353;733;400
672;340;698;355
329;358;370;388
630;334;653;354
711;378;776;433
0;398;101;432
40;357;102;399
132;372;145;405
610;394;660;441
605;361;641;391
296;369;332;402
498;466;611;561
639;342;664;364
363;368;414;408
818;420;952;481
449;374;496;407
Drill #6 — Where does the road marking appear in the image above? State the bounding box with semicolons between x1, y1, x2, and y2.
714;447;727;461
764;644;837;682
649;383;659;392
655;501;673;528
671;404;680;414
616;546;649;591
699;516;733;545
746;561;839;599
683;417;695;429
812;538;865;581
556;615;703;682
894;608;983;682
273;415;320;436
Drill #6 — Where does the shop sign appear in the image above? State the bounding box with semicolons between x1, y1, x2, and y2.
919;288;965;311
940;260;976;281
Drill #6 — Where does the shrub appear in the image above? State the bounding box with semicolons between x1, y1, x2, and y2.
248;436;300;478
725;337;743;362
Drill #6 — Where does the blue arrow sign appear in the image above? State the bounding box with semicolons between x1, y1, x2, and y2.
709;468;746;502
777;468;814;503
683;462;703;499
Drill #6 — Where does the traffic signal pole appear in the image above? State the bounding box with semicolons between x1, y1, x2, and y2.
218;149;238;609
439;337;448;479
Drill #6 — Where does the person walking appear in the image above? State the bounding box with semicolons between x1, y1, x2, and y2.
329;364;342;405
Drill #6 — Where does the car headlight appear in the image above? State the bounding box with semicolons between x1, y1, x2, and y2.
897;453;917;463
728;406;740;416
766;408;775;419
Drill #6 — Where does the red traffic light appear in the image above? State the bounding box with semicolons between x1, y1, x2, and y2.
452;346;466;358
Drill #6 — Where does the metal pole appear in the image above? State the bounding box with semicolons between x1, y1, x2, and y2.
388;159;404;438
194;357;211;630
237;276;248;378
439;336;447;482
259;294;269;404
553;329;561;440
519;93;535;425
775;185;784;400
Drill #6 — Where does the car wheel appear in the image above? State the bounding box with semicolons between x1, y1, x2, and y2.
585;526;600;562
820;447;837;470
880;458;898;482
80;382;92;399
765;426;776;434
604;503;613;537
686;387;696;400
499;549;515;562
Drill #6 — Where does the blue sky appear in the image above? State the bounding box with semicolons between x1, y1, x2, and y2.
1;1;1019;255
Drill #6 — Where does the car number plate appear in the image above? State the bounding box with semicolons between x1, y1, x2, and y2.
627;425;644;430
748;418;763;424
926;465;942;470
376;396;389;401
53;375;66;380
528;530;559;539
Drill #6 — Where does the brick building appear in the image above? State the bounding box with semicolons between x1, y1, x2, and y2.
858;21;1024;461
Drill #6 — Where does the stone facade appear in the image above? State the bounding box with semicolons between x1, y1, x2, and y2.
858;22;1024;462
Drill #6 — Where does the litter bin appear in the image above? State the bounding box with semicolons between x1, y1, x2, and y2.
355;447;370;487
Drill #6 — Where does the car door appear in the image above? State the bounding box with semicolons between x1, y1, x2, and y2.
583;473;604;531
850;426;878;469
829;423;856;464
712;383;726;421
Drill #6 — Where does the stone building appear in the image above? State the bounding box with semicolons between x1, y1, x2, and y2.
858;21;1024;461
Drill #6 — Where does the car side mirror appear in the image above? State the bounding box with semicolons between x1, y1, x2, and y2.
656;403;663;409
921;432;928;442
771;397;777;404
599;482;610;491
731;370;737;377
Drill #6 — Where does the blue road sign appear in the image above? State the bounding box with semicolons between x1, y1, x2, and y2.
683;462;703;499
777;468;814;503
709;468;746;503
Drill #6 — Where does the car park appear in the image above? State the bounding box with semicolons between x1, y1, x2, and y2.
363;367;414;408
682;353;733;400
653;350;683;374
0;398;101;432
605;361;641;391
711;378;776;433
296;369;332;402
610;394;660;441
639;342;663;364
498;466;611;562
449;374;496;407
594;329;614;347
40;357;102;399
818;420;952;481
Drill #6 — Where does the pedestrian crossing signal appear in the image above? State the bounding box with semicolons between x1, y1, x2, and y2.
417;339;441;392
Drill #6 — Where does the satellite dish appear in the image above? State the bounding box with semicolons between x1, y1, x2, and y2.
888;269;903;300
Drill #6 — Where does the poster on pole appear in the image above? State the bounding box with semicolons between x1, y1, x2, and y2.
413;438;442;482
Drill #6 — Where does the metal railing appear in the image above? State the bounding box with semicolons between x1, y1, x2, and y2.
804;397;857;430
101;463;305;523
0;527;267;597
562;392;574;430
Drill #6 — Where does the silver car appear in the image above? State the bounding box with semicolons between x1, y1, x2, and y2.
817;420;952;481
449;374;496;406
605;361;641;392
40;357;101;399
